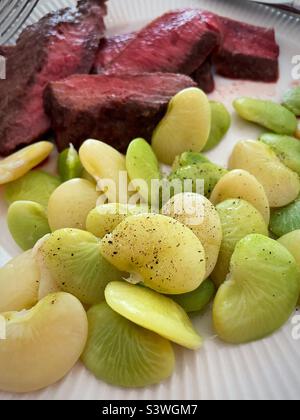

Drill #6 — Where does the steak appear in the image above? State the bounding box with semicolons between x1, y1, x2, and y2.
192;59;215;93
214;17;280;82
104;9;221;76
0;0;107;156
93;29;216;92
93;32;136;73
44;73;196;152
0;45;15;57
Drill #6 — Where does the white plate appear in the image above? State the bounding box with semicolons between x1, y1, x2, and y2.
1;0;300;401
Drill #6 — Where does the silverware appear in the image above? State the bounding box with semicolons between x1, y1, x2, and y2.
0;0;39;44
250;0;300;14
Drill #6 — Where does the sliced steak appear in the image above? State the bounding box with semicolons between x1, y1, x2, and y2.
93;32;136;73
104;9;221;76
0;0;107;156
93;29;216;93
0;45;15;57
214;17;279;82
44;73;196;152
192;59;215;93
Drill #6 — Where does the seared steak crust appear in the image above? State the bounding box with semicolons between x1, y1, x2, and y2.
44;73;196;152
0;0;107;156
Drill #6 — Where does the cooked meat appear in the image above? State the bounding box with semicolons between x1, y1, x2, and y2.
0;4;280;157
0;0;107;156
0;45;15;57
93;32;136;73
44;73;196;152
91;11;280;96
192;59;215;93
104;9;221;76
93;29;217;92
214;17;280;82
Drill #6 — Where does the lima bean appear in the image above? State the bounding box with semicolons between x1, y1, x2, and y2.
169;162;227;198
283;86;300;116
172;152;210;170
203;101;231;152
278;230;300;267
100;214;206;295
58;144;83;182
229;140;300;208
81;169;97;185
213;234;300;344
0;292;88;393
0;250;40;312
210;169;270;224
47;178;99;231
126;138;161;203
0;142;53;185
260;133;300;176
269;197;300;237
40;229;124;305
82;303;175;388
152;88;211;165
234;97;297;136
4;170;61;208
162;193;222;278
86;203;149;238
296;125;300;141
278;230;300;306
7;201;51;251
170;279;216;314
105;282;203;350
79;139;128;204
212;199;269;287
32;235;63;300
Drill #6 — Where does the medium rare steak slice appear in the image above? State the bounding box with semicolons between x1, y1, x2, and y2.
93;33;136;72
0;0;107;156
93;29;216;93
105;9;221;76
44;73;196;152
214;17;279;82
192;59;215;93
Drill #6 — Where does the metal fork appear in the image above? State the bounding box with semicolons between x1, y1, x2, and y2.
250;0;300;15
0;0;39;44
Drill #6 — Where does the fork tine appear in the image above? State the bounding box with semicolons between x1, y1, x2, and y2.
0;0;39;44
0;0;20;28
0;0;15;20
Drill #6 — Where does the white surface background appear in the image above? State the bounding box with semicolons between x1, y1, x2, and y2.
0;0;300;400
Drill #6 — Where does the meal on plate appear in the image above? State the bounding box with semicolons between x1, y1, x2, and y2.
0;0;299;394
